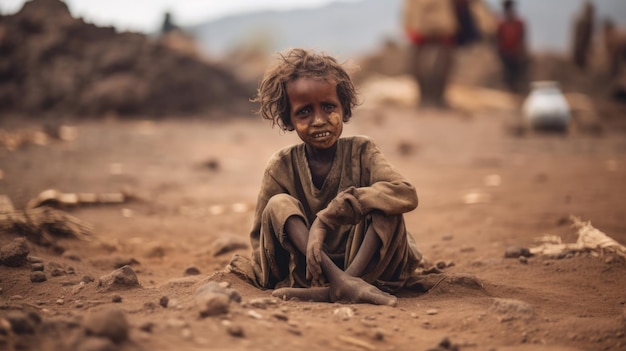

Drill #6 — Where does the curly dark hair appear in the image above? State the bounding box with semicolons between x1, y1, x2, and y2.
252;48;359;131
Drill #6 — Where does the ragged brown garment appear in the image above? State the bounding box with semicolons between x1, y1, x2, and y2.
228;135;424;292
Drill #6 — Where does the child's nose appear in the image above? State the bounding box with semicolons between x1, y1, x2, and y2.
312;111;326;125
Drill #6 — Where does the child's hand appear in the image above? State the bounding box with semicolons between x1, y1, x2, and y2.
306;218;329;286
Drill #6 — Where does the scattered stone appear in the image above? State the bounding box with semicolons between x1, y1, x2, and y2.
287;327;302;336
372;328;385;341
0;238;30;267
31;263;44;271
48;262;66;277
184;266;201;276
519;256;528;264
436;261;447;270
195;291;230;317
27;256;44;263
30;271;47;283
226;324;245;338
159;296;169;308
84;309;129;344
426;309;439;315
426;337;460;351
75;336;117;351
97;265;140;292
504;246;532;258
82;275;95;283
111;294;122;303
56;298;64;305
139;322;154;333
247;310;263;319
272;312;288;321
333;307;355;320
195;281;241;303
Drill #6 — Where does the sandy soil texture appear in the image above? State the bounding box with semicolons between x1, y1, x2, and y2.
1;103;625;351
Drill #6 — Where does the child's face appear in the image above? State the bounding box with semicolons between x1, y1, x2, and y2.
286;77;344;151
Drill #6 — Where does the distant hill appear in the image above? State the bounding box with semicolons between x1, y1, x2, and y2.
187;0;626;59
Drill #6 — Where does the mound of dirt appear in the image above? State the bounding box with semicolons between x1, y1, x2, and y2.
0;0;253;118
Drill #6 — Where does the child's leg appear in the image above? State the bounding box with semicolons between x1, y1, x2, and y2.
275;216;396;306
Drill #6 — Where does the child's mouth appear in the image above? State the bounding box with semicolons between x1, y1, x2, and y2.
313;132;330;139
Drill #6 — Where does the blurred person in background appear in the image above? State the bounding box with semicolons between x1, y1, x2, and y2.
403;0;496;109
495;0;528;94
572;1;595;70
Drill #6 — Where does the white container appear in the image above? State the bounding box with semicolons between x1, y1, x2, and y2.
522;81;571;131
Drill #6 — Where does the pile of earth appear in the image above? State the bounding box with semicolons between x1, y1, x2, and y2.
0;0;253;118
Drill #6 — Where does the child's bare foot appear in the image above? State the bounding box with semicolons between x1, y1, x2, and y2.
272;287;331;302
272;277;397;306
329;276;397;306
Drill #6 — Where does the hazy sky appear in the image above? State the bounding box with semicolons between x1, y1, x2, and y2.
0;0;357;33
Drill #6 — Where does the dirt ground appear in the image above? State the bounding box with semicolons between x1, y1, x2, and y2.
1;99;626;351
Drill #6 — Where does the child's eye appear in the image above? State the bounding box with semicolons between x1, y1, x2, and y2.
296;108;311;117
323;104;336;112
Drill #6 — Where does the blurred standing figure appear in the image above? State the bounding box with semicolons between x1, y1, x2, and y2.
495;0;528;93
403;0;496;108
572;1;595;70
603;19;626;76
403;0;457;108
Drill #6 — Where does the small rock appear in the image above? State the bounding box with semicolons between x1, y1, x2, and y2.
56;299;64;305
227;324;245;338
195;281;241;303
97;265;140;292
27;256;44;263
272;312;288;321
333;307;355;320
31;263;44;271
184;266;201;276
372;328;385;341
82;275;95;283
111;294;122;303
504;246;531;259
426;309;438;315
159;296;169;308
30;271;47;283
84;309;129;344
519;256;528;264
247;310;263;319
435;261;447;270
195;292;230;317
0;238;30;267
139;322;154;333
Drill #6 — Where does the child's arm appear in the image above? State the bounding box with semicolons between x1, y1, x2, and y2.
316;138;418;229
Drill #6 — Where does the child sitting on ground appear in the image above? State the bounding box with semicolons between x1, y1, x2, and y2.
228;48;426;306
